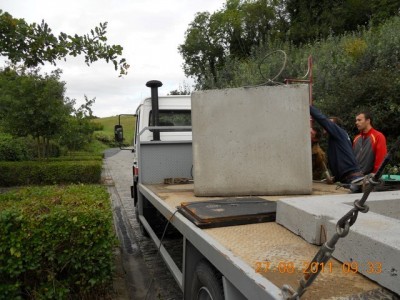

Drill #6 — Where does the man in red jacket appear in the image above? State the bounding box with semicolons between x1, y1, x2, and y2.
353;111;387;175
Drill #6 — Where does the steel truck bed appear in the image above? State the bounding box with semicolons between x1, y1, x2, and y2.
139;182;394;299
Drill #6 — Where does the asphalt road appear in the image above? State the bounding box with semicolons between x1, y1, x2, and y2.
103;148;183;300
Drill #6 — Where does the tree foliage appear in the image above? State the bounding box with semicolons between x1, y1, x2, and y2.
168;81;192;95
178;12;226;86
178;0;286;88
0;66;98;157
0;67;71;157
286;0;400;45
191;15;400;143
180;0;400;89
58;96;97;151
0;10;129;76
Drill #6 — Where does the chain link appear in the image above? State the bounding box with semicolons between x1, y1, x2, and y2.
282;138;400;299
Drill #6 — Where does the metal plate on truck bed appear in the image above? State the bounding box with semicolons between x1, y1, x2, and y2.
177;197;276;228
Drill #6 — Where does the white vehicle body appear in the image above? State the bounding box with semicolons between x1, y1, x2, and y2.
134;95;192;143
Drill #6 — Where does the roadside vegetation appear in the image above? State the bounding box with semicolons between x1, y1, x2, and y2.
0;185;116;299
0;10;133;299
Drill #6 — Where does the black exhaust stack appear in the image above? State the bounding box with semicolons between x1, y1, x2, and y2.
146;80;163;141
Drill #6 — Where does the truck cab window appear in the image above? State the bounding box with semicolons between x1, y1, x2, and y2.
149;110;191;126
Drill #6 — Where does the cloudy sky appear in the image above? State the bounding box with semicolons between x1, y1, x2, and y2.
0;0;226;117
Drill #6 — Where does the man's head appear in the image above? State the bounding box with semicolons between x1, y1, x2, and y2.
355;111;373;133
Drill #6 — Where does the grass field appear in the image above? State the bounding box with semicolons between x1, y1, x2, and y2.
91;115;136;146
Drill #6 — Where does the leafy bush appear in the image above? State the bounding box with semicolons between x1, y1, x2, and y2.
0;133;35;161
93;131;115;147
58;116;96;151
0;185;116;299
0;161;102;187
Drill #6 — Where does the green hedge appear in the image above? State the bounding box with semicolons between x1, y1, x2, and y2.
0;133;35;161
35;155;103;162
0;161;102;187
0;185;116;299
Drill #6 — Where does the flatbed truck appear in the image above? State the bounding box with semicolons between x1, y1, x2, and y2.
116;80;400;299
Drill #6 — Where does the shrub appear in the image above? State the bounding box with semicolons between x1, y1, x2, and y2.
0;161;102;187
93;132;115;147
0;133;35;161
0;185;116;299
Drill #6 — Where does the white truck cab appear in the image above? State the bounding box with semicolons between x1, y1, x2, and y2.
133;95;192;144
127;80;192;206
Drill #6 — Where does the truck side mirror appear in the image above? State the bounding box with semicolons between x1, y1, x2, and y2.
114;125;124;143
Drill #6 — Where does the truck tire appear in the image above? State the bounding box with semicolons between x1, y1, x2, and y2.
132;180;138;206
191;260;224;300
135;205;149;237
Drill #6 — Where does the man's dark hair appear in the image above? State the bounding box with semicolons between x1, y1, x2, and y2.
329;116;344;127
357;111;373;125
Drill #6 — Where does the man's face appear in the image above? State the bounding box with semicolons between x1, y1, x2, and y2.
356;113;369;132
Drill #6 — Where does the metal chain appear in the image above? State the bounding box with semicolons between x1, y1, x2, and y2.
282;137;400;299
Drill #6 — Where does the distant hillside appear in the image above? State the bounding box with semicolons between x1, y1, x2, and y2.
91;115;135;146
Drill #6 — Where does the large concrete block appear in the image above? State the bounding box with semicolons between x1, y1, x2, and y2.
276;191;400;295
191;85;312;197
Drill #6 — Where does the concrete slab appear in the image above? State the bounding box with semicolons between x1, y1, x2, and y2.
191;84;312;197
276;190;400;295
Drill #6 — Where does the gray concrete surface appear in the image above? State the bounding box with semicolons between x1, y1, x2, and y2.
103;149;183;300
191;84;312;196
276;191;400;295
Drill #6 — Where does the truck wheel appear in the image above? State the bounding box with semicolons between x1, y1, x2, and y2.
135;205;149;237
132;180;138;206
191;261;224;300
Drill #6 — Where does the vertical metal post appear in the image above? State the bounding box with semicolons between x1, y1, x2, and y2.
146;80;163;141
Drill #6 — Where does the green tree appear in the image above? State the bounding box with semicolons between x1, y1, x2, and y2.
0;66;72;157
285;0;400;45
219;0;284;58
178;11;225;87
0;10;129;76
58;96;97;151
179;0;289;88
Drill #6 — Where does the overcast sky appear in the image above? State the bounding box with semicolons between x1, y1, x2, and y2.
0;0;226;117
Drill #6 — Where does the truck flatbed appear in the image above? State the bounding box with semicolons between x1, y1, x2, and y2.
141;182;394;299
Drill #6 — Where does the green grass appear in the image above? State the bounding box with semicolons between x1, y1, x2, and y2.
91;115;136;146
83;139;110;154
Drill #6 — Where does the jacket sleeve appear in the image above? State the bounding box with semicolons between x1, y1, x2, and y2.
309;106;342;138
373;133;387;173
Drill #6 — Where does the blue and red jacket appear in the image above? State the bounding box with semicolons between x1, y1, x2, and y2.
353;128;387;174
310;106;361;182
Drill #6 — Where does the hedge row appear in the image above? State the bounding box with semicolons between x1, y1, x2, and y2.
0;185;116;299
35;155;103;162
0;161;102;187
